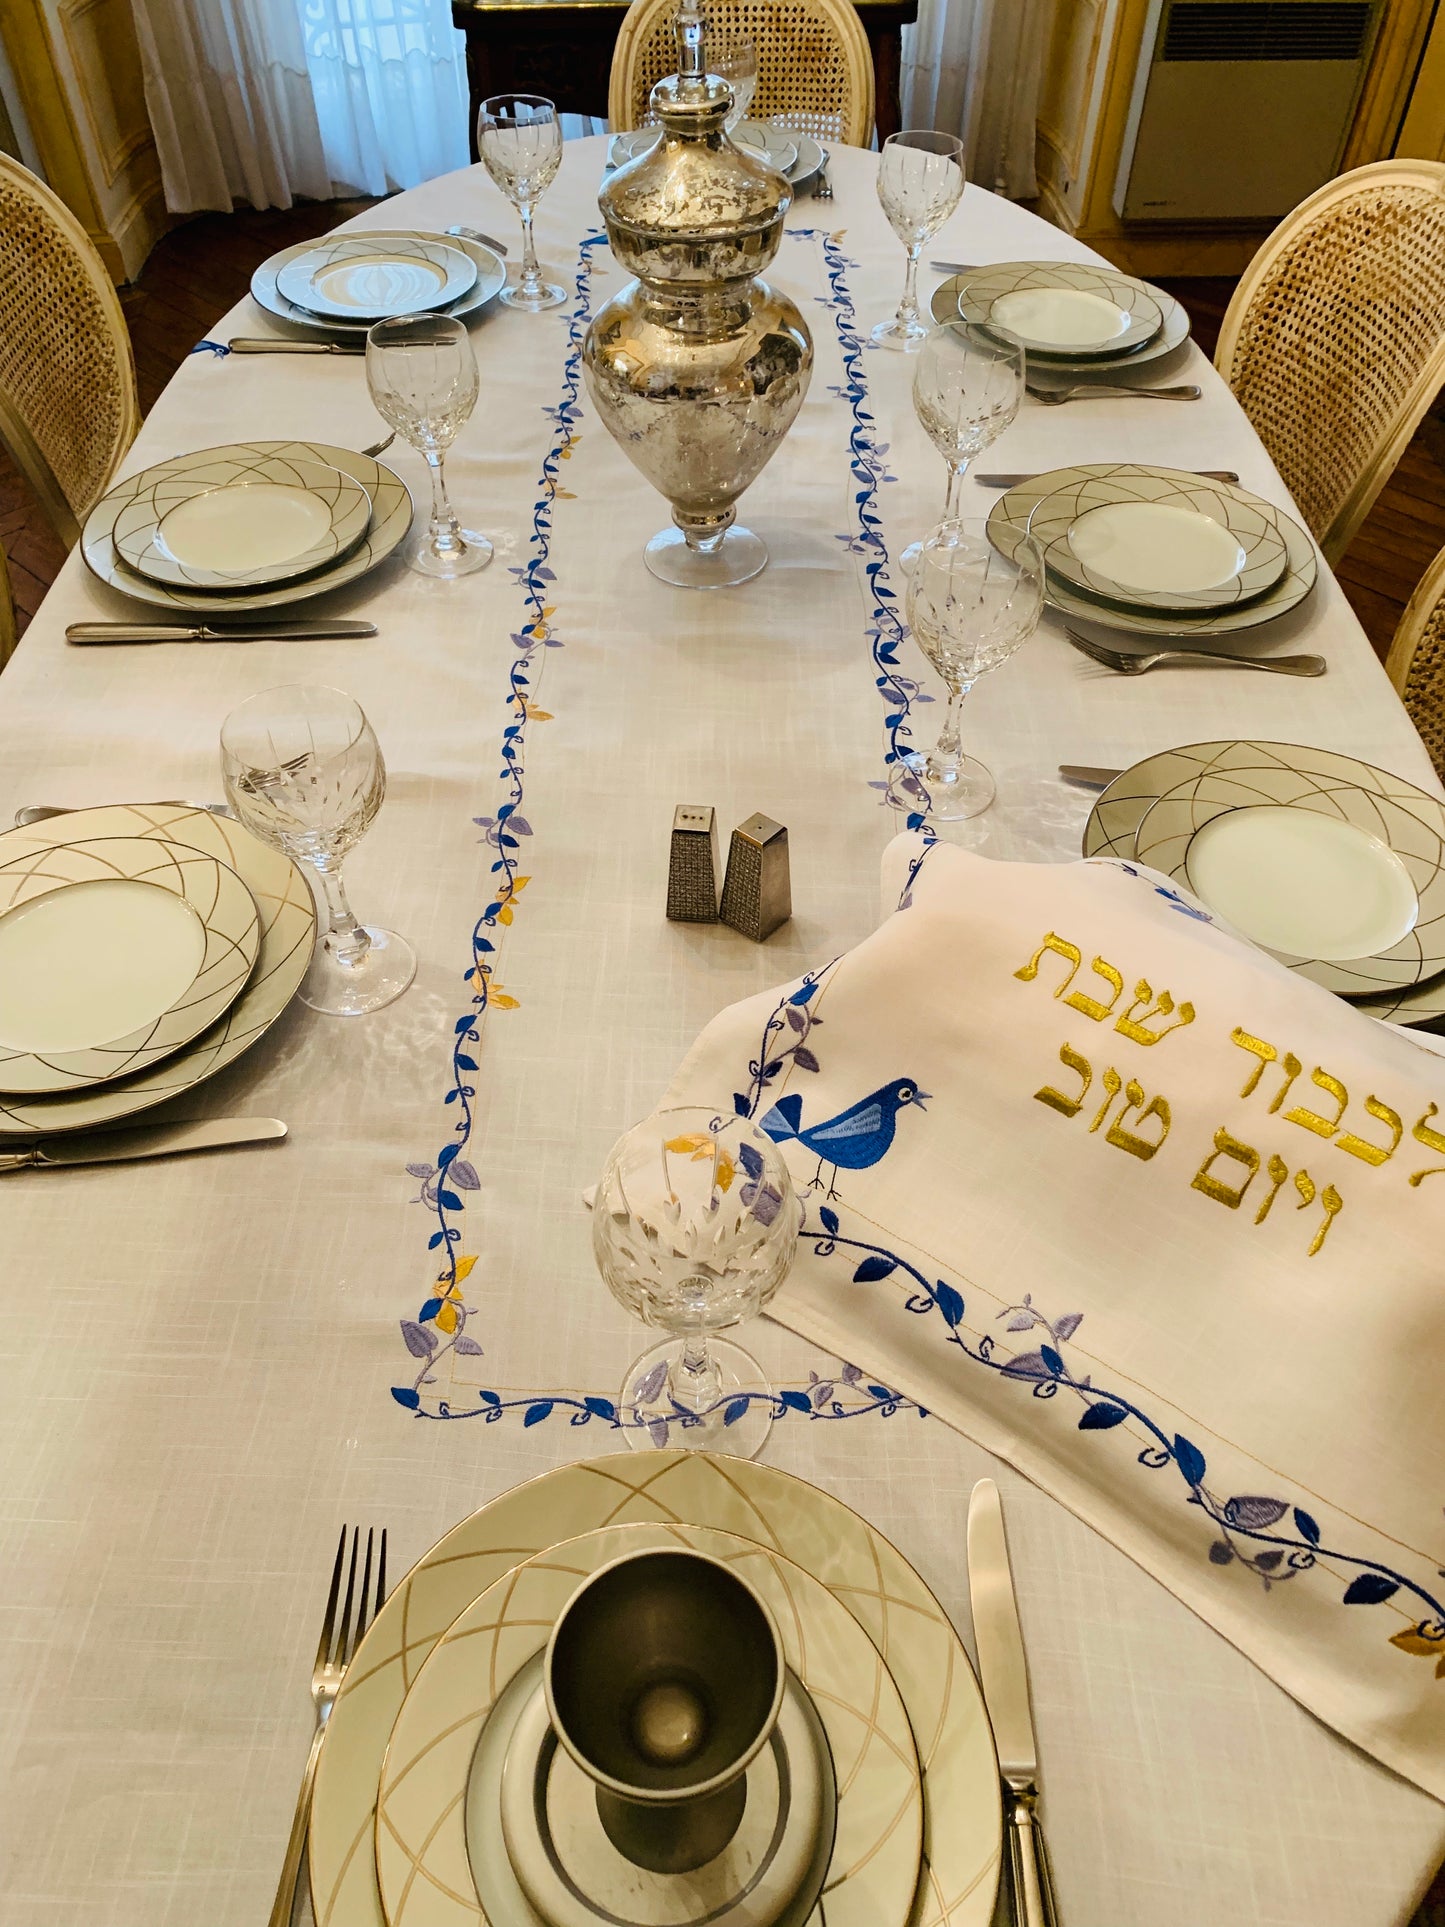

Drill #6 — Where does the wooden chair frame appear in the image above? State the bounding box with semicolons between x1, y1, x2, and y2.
1386;541;1445;782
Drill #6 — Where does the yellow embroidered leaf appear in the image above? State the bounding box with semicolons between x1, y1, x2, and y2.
491;993;520;1010
471;966;489;991
541;606;556;618
665;1133;714;1155
553;488;576;500
435;1300;459;1334
497;905;514;925
526;706;554;721
830;228;847;243
1390;1629;1445;1657
512;876;532;892
1437;1654;1445;1678
714;1153;735;1191
454;1254;479;1285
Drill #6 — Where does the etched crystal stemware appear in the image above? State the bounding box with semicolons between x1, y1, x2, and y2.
873;130;966;351
593;1108;802;1459
902;321;1024;570
889;521;1044;820
477;93;567;311
221;685;416;1015
366;313;492;578
708;33;756;130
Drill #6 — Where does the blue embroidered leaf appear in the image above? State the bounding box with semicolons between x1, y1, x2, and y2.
391;1387;421;1410
480;1388;501;1406
437;1190;464;1212
523;1400;554;1428
867;1385;893;1401
1293;1507;1322;1546
418;1298;443;1322
793;1046;821;1072
1224;1496;1289;1531
400;1320;437;1358
1079;1402;1128;1430
583;1396;616;1419
1173;1434;1207;1487
1208;1539;1234;1565
1001;1349;1052;1380
1343;1573;1398;1605
455;1055;478;1072
935;1280;965;1328
405;1162;434;1180
1053;1311;1083;1342
723;1397;751;1426
733;1092;751;1117
450;1161;481;1191
779;1389;813;1413
819;1206;840;1236
789;982;817;1006
454;1335;484;1357
1254;1550;1284;1572
853;1255;896;1283
738;1142;764;1181
763;1059;785;1078
1040;1345;1064;1376
427;1231;445;1250
436;1143;459;1166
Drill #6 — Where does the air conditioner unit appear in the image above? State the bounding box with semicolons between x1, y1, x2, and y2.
1114;0;1384;223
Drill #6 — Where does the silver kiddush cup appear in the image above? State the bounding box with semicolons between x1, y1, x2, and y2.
543;1547;785;1873
584;0;813;589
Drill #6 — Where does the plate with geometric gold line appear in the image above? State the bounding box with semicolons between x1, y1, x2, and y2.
310;1451;1001;1927
375;1521;923;1927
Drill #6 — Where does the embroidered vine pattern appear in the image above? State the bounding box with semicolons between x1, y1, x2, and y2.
732;964;837;1119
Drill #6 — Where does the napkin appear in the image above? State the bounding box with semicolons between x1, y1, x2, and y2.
660;835;1445;1801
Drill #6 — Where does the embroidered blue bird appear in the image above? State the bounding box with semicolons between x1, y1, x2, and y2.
759;1078;930;1197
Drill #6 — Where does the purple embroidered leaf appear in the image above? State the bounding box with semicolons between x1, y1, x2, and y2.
1006;1313;1036;1332
1079;1401;1128;1430
1254;1550;1284;1572
819;1206;840;1236
1208;1540;1234;1565
1293;1507;1322;1546
1343;1573;1398;1605
841;1360;861;1383
634;1360;668;1405
1173;1434;1207;1488
391;1386;421;1410
810;1380;833;1408
779;1388;813;1413
749;1184;784;1227
793;1046;821;1073
935;1280;965;1328
454;1335;484;1357
400;1320;438;1358
509;817;533;836
784;1005;807;1033
450;1160;481;1191
738;1142;764;1181
1224;1496;1289;1531
1001;1349;1052;1380
1053;1311;1083;1342
648;1419;670;1447
405;1162;435;1181
523;1400;553;1427
853;1255;896;1283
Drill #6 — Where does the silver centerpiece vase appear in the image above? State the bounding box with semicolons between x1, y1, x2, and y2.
584;2;813;588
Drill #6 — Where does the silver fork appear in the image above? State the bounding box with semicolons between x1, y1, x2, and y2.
361;431;395;458
1065;627;1326;677
267;1527;387;1927
1029;381;1200;404
812;154;832;200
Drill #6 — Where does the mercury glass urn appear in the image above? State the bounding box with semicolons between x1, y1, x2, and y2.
584;1;813;588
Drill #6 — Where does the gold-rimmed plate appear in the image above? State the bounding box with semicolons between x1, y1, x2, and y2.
958;260;1162;359
277;234;476;323
251;229;506;338
931;266;1191;375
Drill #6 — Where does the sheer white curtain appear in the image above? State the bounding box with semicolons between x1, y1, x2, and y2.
297;0;470;197
899;0;1051;201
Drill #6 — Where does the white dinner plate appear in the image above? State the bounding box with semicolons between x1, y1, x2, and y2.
111;450;372;591
83;441;411;615
1082;741;1445;1024
276;234;476;322
309;1450;1001;1927
0;834;259;1094
250;229;507;338
607;124;822;187
0;806;313;1136
734;121;799;175
375;1522;922;1927
959;262;1161;358
931;268;1191;376
989;465;1316;636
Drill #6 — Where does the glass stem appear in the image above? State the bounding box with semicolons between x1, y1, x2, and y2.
930;681;973;779
896;242;923;329
314;861;371;967
671;1333;721;1417
425;450;463;558
518;204;541;298
942;458;968;523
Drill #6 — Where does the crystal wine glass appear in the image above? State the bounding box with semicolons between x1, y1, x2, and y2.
888;521;1044;821
477;93;567;312
594;1108;803;1459
873;130;966;351
901;321;1024;571
366;313;492;578
220;685;416;1016
708;33;756;131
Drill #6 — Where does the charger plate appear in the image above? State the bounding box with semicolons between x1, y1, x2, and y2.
0;805;313;1135
1081;740;1445;1027
277;235;476;323
0;834;259;1094
931;268;1190;376
374;1521;922;1927
82;441;411;615
251;229;507;338
988;465;1317;639
958;261;1162;359
311;1451;1001;1927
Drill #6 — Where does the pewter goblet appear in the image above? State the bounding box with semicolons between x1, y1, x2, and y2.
593;1107;802;1458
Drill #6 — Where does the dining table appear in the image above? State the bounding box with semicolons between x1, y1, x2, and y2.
0;136;1442;1927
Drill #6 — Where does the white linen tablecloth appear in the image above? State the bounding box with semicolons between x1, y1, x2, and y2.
0;139;1441;1927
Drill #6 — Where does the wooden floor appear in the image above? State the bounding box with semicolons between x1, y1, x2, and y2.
2;220;1443;657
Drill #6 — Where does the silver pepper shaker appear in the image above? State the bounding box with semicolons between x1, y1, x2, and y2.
720;813;791;941
666;804;721;921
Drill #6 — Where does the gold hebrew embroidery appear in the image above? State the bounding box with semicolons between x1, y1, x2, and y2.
1015;933;1081;996
1191;1128;1260;1208
1283;1068;1349;1137
1231;1027;1277;1096
1114;983;1196;1045
1307;1184;1343;1255
1267;1052;1304;1114
1034;1043;1093;1119
1294;1169;1316;1207
1336;1096;1404;1167
1062;955;1126;1021
1254;1153;1290;1223
1407;1102;1445;1185
1087;1066;1124;1133
1104;1081;1172;1160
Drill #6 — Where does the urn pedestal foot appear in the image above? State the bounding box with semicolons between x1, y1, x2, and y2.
645;518;768;589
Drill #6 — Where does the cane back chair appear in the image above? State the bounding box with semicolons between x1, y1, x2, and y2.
1386;541;1445;786
1215;160;1445;568
0;154;139;551
0;537;16;672
609;0;874;147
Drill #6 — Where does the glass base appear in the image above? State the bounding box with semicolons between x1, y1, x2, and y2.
871;315;930;352
619;1335;774;1458
644;525;768;589
888;750;996;821
302;925;417;1015
501;280;568;311
409;529;493;579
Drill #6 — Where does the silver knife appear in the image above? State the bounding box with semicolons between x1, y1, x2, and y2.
968;1480;1058;1927
930;261;981;274
0;1116;287;1172
67;620;377;644
977;470;1238;488
446;223;509;255
226;338;366;355
1059;763;1123;790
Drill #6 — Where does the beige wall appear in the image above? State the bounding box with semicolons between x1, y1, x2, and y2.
1396;3;1445;160
0;0;168;281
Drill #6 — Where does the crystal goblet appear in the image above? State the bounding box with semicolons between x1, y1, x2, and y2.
873;130;966;351
708;35;756;130
594;1107;802;1459
221;685;416;1015
366;313;492;578
900;321;1024;571
478;93;567;311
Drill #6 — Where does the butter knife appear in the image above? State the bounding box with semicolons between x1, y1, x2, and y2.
1060;763;1123;789
968;1480;1059;1927
226;338;366;355
67;620;377;644
0;1116;287;1171
977;470;1238;488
